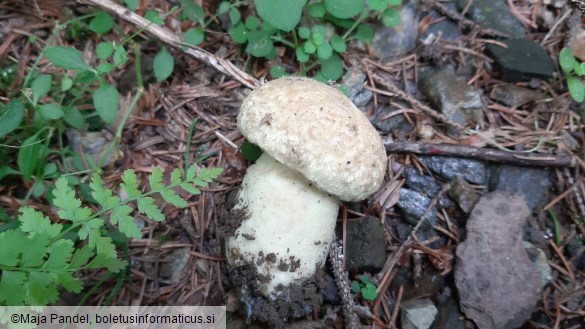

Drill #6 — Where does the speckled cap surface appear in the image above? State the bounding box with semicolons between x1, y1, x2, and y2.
237;77;387;201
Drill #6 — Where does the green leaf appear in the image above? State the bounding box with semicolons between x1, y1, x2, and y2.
31;74;52;104
567;76;585;102
121;169;141;197
254;0;303;32
86;253;127;272
229;7;241;24
229;22;248;43
21;234;49;266
43;162;57;177
218;1;231;14
153;47;174;82
26;271;59;305
197;167;224;182
88;229;117;259
53;177;83;222
31;180;46;197
170;168;183;185
93;83;119;124
368;0;387;11
359;274;371;284
137;196;165;221
179;182;201;195
61;76;73;91
110;205;142;238
325;0;364;18
0;270;27;305
574;61;583;76
298;26;310;39
180;0;205;24
124;0;139;10
319;54;343;80
241;140;262;160
354;24;374;42
580;63;585;76
161;189;188;207
89;12;114;34
317;43;333;59
70;245;94;268
63;106;85;129
560;48;576;74
18;134;43;182
44;239;74;269
381;8;400;27
113;45;128;67
0;98;24;138
0;165;18;180
330;34;346;53
144;10;164;25
18;207;62;238
308;3;326;17
96;63;115;74
96;42;114;60
361;282;377;301
312;31;325;46
351;281;360;293
387;0;401;6
149;167;165;190
55;272;83;293
270;65;287;78
304;41;316;54
245;16;261;30
246;30;274;57
296;47;309;63
37;103;64;120
184;27;204;46
44;46;91;71
0;229;26;266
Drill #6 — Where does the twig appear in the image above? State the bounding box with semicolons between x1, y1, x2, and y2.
384;142;576;167
77;0;257;89
329;240;360;329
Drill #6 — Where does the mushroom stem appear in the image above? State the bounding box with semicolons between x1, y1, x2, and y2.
226;153;339;297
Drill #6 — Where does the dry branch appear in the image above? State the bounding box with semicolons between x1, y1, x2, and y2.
385;142;576;167
78;0;257;89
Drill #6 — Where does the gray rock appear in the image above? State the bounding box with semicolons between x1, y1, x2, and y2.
397;188;437;226
419;156;487;185
371;3;418;62
342;66;372;108
485;39;555;82
66;129;117;167
456;0;526;38
371;105;415;134
421;6;460;41
488;164;551;212
489;84;546;107
338;216;387;273
159;247;191;284
400;298;438;329
455;192;542;329
419;69;483;129
404;167;441;197
448;176;480;214
524;242;552;289
435;296;467;329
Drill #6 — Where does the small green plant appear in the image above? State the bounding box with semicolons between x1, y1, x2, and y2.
351;274;377;301
0;165;223;306
175;0;401;81
559;47;585;103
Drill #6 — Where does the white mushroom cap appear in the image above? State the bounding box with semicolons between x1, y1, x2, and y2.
238;77;387;202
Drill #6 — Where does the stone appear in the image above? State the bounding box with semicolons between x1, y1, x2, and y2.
158;247;191;284
434;296;467;329
455;192;542;329
371;105;415;134
448;176;480;214
489;84;546;107
456;0;526;38
418;69;483;129
342;66;372;108
485;39;555;82
371;3;419;62
397;188;437;226
421;5;461;41
400;298;438;329
66;129;118;167
419;156;487;185
403;167;441;198
337;216;387;273
488;164;551;213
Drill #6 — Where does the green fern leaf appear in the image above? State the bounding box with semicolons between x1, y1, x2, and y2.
170;168;182;185
160;189;188;207
110;205;142;238
52;177;83;222
25;272;59;305
78;218;104;240
137;196;164;221
90;174;119;208
0;271;27;305
149;167;165;190
55;272;83;293
120;169;141;198
192;178;209;187
0;229;26;266
179;182;201;195
69;245;94;268
21;234;50;267
198;167;224;182
86;253;127;272
89;230;117;259
18;207;63;238
44;239;74;269
186;164;197;181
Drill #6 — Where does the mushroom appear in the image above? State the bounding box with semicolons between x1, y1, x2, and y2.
226;77;387;300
